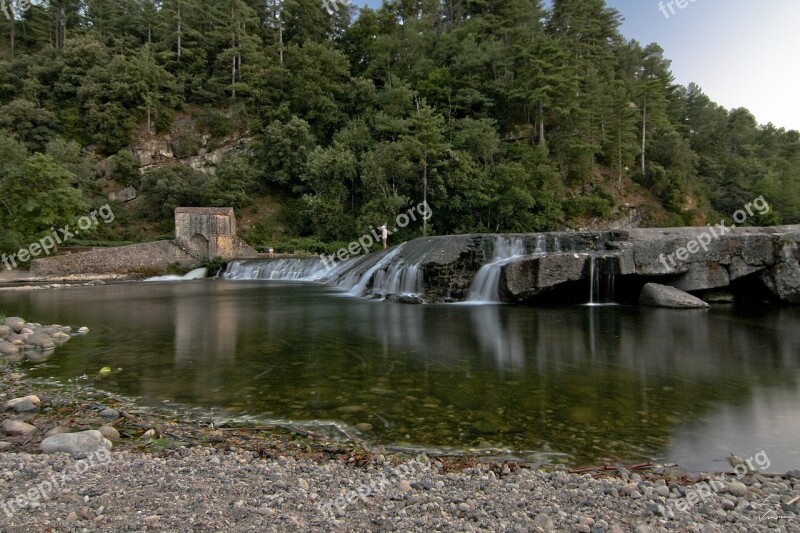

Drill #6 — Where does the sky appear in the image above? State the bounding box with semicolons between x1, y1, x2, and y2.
356;0;800;131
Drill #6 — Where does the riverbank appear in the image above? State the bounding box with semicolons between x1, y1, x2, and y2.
1;366;799;531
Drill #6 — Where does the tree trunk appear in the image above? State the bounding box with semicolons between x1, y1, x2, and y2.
537;101;545;146
9;7;14;60
423;160;428;236
641;97;647;179
176;3;182;61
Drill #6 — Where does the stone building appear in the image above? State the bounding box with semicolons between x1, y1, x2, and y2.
174;207;256;260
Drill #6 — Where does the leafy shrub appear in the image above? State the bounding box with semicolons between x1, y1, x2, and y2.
199;256;226;276
563;194;614;219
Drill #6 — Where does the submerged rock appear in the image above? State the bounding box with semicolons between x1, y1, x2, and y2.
639;283;710;309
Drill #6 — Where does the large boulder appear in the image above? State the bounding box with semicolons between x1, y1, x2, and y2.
41;430;113;458
761;258;800;303
639;283;710;309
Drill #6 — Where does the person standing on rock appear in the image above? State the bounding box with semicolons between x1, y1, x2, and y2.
380;224;388;249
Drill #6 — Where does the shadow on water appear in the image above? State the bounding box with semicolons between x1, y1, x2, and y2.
2;280;800;469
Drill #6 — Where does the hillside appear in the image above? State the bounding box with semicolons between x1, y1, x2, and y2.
0;0;798;260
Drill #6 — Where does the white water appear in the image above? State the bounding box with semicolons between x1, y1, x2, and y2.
224;258;328;281
465;237;529;303
144;267;208;282
223;243;424;298
585;254;617;306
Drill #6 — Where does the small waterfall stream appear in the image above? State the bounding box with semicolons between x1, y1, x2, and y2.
465;237;529;303
586;254;617;306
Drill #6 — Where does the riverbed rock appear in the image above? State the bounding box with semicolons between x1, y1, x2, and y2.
0;341;19;355
45;426;72;438
3;419;38;435
639;283;710;309
726;481;748;497
4;317;25;333
41;430;113;458
26;332;56;350
0;325;10;338
99;408;120;419
98;425;120;441
0;441;11;450
4;395;41;413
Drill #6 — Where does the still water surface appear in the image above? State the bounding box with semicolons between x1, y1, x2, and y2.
2;280;799;471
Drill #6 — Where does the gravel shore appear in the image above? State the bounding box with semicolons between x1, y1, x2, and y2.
2;365;799;531
1;447;799;532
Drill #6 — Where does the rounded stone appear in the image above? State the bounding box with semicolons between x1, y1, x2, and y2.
3;419;38;436
727;481;748;497
45;426;72;437
4;317;25;333
98;425;120;441
4;395;41;413
41;430;112;458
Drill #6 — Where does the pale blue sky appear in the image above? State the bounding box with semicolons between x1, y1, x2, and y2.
356;0;800;131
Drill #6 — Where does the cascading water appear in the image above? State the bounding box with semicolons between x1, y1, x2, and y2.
224;258;328;281
586;254;616;306
465;237;529;303
223;244;424;299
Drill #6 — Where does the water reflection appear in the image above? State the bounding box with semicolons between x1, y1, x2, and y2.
1;281;799;469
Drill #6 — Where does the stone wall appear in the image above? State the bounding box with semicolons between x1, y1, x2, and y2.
30;241;197;276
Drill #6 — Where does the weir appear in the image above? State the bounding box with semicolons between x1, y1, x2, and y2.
222;232;613;305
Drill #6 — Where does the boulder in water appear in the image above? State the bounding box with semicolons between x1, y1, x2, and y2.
639;283;710;309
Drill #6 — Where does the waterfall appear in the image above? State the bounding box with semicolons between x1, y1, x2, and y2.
588;255;599;305
586;254;616;306
224;258;328;281
223;244;424;298
534;235;545;254
466;237;528;303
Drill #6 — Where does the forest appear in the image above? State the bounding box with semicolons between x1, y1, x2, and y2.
0;0;798;257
